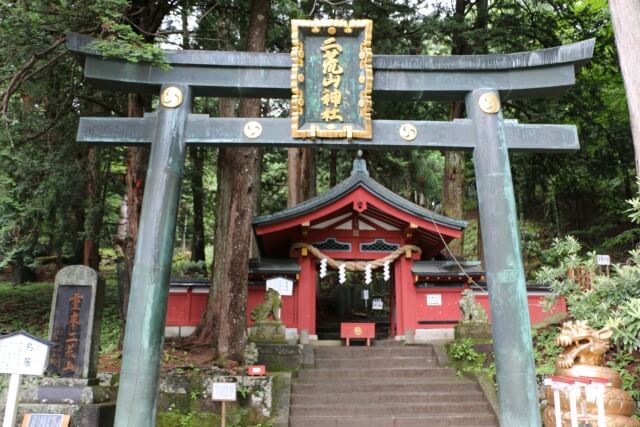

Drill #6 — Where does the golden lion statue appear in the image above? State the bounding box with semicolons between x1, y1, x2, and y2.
543;320;639;427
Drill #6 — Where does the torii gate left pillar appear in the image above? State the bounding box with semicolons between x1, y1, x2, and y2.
115;83;192;424
67;32;594;427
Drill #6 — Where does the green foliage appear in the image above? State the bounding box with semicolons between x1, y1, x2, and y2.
99;278;122;353
448;338;482;363
172;250;208;278
606;352;640;402
532;325;562;378
538;236;640;329
88;0;168;68
0;282;53;337
89;26;168;68
606;297;640;354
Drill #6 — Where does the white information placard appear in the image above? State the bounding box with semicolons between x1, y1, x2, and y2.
596;254;610;266
266;277;293;296
426;294;442;306
0;332;50;376
362;289;369;300
212;382;237;401
372;298;383;310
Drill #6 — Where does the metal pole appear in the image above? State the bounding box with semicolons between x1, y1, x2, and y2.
114;84;192;427
467;88;541;426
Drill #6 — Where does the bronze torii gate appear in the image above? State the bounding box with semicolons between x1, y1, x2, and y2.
67;28;593;427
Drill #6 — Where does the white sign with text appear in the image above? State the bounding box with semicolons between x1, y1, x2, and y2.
426;294;442;306
0;332;49;376
212;382;237;401
266;277;293;296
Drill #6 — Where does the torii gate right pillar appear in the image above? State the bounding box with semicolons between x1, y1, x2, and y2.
468;88;541;426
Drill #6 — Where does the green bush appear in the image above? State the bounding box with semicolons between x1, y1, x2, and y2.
606;297;640;354
448;338;482;363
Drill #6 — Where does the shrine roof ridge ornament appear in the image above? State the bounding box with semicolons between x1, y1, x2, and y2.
65;32;594;101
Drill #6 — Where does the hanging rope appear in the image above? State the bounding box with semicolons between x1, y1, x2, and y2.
291;242;421;272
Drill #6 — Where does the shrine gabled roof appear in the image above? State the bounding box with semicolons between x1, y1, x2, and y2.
412;260;483;277
253;156;467;231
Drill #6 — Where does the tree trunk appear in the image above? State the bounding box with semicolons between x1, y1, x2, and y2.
198;0;270;363
442;0;468;258
442;0;489;260
288;147;316;207
83;146;103;271
112;0;174;336
118;93;150;329
197;100;235;345
329;149;338;187
609;0;640;177
189;146;207;263
443;149;465;256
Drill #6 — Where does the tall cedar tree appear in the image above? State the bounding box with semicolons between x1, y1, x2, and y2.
443;0;488;259
117;0;177;331
198;0;270;363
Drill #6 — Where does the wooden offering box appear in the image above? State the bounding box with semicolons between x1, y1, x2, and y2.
340;323;375;346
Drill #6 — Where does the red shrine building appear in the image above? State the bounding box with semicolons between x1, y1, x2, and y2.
244;155;566;342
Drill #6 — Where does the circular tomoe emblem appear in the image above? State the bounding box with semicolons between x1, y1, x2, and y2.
479;93;500;114
244;121;263;139
160;86;183;108
399;123;417;141
354;326;363;336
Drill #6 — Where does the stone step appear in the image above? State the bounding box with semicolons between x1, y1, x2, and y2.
290;390;486;405
370;339;405;347
315;356;437;369
314;346;434;359
288;414;498;427
292;379;480;394
290;401;492;417
297;367;455;381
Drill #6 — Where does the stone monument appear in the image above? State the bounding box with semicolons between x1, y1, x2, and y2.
19;266;115;427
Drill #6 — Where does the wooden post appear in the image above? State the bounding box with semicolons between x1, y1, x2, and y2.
2;373;21;427
220;401;226;427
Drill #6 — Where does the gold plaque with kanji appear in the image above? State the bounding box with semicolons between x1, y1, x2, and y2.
291;19;373;139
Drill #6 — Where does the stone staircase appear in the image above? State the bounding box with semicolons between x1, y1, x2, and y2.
289;342;498;427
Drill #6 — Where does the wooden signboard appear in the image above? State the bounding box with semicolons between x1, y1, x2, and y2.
211;382;237;427
0;332;50;376
21;414;70;427
211;382;237;401
265;277;293;297
0;332;51;427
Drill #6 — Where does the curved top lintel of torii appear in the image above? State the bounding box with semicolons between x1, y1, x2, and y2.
65;32;594;101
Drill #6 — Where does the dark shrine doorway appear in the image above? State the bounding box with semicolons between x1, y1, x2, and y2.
316;267;394;340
